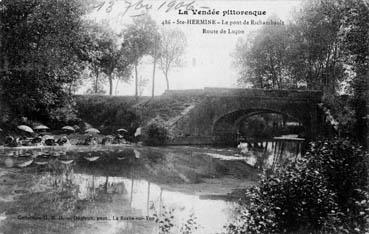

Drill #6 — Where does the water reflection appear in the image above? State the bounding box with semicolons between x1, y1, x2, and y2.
0;146;245;234
238;139;304;170
71;173;233;234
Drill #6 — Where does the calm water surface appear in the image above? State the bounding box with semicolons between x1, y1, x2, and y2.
0;143;299;234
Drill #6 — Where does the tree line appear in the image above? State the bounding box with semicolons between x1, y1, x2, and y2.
84;17;187;97
0;0;187;124
234;0;368;146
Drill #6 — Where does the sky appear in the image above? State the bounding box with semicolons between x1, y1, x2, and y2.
83;0;302;96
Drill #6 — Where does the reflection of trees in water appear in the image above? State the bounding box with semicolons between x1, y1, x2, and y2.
40;164;177;221
240;141;272;170
240;140;303;171
17;168;81;218
38;163;75;192
271;140;304;171
2;147;243;234
92;176;128;202
252;142;272;171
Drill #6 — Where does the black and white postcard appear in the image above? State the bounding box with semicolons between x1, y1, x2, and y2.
0;0;368;233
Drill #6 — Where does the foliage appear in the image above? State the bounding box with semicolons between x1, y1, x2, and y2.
48;104;80;128
0;87;10;123
158;28;187;90
121;15;159;65
226;138;368;234
142;120;169;146
320;95;357;136
333;0;369;147
0;0;89;123
234;22;293;89
179;213;199;234
83;21;132;95
306;138;368;232
0;106;10;123
287;1;345;93
154;207;175;234
153;206;199;234
234;0;368;145
226;162;340;233
75;94;199;140
75;95;141;136
234;0;366;95
121;14;160;97
84;68;107;95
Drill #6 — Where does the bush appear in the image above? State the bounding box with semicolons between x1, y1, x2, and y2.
48;104;80;128
226;162;340;233
142;122;169;146
226;138;368;234
0;101;10;123
75;95;141;136
306;138;368;232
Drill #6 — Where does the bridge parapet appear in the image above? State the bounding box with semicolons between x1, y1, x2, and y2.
162;89;206;97
164;88;322;101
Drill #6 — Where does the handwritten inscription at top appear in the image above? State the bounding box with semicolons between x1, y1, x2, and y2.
93;0;210;17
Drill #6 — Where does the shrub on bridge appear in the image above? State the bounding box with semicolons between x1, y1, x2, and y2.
142;121;169;146
225;138;368;234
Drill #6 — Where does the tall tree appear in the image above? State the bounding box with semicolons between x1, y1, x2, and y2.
99;35;130;96
82;22;105;94
151;34;160;97
234;6;345;93
287;2;344;92
83;22;132;95
158;28;187;90
80;67;106;95
121;15;159;98
233;24;290;89
138;75;149;96
0;0;89;122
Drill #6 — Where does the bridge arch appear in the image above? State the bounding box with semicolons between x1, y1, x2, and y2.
233;111;300;130
165;88;323;145
212;108;306;145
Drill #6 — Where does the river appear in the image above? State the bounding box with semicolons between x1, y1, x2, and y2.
0;142;300;234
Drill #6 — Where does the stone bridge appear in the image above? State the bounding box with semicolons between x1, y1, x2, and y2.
164;88;324;145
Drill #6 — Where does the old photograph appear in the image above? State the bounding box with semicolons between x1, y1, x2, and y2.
0;0;368;233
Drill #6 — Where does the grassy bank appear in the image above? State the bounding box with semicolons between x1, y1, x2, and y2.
75;94;202;135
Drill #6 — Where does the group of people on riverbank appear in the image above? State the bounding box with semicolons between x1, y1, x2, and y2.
0;124;139;148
